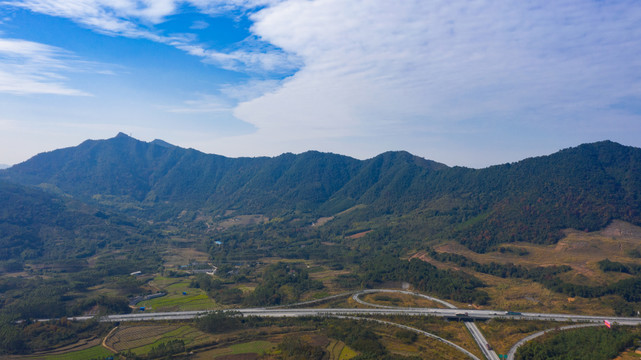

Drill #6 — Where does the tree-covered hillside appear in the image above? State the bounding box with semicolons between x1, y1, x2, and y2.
0;180;159;262
1;133;444;218
2;135;640;252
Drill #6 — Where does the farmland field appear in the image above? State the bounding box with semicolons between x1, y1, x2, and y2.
106;324;216;355
139;276;217;311
193;340;276;359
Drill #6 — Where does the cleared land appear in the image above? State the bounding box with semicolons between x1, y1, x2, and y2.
434;221;641;285
415;221;641;315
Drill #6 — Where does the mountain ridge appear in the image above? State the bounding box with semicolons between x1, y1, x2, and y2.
2;134;640;252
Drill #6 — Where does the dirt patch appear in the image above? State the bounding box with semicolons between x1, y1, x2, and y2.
307;334;330;347
312;217;334;227
218;215;268;230
347;230;372;239
601;220;641;238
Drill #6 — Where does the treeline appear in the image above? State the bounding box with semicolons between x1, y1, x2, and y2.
598;258;641;275
427;249;571;281
541;277;641;303
361;256;489;304
515;326;640;360
0;317;111;355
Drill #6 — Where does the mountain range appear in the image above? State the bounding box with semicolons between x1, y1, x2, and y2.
2;133;640;252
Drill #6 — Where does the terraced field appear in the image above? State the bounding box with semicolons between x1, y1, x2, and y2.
105;324;215;355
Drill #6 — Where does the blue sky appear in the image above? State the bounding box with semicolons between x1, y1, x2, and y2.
1;0;640;168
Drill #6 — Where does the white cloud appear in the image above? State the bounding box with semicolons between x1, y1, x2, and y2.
213;0;641;163
174;41;299;74
186;0;284;15
190;20;209;29
0;38;90;95
219;79;282;102
164;94;233;114
5;0;298;73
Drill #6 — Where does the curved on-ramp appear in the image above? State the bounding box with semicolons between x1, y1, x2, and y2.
336;315;481;360
353;289;497;360
506;323;602;360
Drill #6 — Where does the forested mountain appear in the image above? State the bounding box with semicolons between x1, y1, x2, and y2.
0;133;446;217
2;134;640;252
0;180;158;262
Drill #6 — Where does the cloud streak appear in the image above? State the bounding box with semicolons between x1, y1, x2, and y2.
5;0;298;73
0;38;91;95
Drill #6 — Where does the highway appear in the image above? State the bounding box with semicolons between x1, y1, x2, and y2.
465;321;498;360
78;307;641;324
61;289;641;359
352;289;498;359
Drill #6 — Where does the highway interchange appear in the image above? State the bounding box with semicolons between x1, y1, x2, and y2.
68;289;641;360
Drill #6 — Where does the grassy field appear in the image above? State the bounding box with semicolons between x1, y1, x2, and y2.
35;345;114;360
139;276;217;311
338;345;358;360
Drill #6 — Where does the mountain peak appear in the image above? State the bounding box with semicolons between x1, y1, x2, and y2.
115;132;131;138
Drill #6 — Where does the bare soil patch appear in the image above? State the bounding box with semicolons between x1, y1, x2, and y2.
218;215;268;229
347;230;372;239
312;216;334;227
